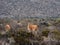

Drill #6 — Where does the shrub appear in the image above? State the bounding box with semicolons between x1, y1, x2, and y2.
42;30;50;37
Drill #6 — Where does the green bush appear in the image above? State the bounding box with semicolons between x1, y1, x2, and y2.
52;30;60;41
42;30;50;37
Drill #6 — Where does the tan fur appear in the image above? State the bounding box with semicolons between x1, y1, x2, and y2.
5;24;11;31
27;23;38;32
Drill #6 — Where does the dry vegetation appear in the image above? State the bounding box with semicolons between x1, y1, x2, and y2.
0;17;60;45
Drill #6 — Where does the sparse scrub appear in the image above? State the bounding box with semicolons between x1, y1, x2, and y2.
42;30;50;37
